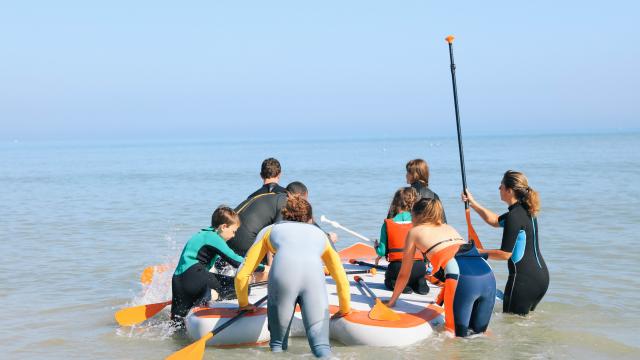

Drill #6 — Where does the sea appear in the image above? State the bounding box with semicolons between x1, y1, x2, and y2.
1;133;638;359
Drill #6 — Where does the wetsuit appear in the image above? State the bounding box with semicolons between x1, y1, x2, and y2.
499;203;549;315
246;183;286;199
430;242;496;337
375;211;428;294
235;222;351;358
227;192;287;257
171;228;264;320
411;181;447;223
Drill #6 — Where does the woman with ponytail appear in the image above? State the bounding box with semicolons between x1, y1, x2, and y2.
462;170;549;315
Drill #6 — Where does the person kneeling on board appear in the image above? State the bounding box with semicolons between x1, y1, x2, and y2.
170;206;268;325
374;187;429;295
386;198;496;337
235;195;351;358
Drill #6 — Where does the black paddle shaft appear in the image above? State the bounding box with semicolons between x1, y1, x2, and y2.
352;260;388;271
447;40;471;210
212;295;268;335
355;277;378;301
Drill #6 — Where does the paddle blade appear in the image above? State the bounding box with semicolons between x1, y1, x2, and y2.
369;298;400;321
115;300;172;326
465;208;483;249
166;332;213;360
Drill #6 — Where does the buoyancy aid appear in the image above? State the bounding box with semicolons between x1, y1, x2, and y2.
385;219;424;261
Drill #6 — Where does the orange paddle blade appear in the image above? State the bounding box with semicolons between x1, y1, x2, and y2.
115;300;172;326
140;264;170;285
165;332;213;360
369;298;401;321
465;208;483;249
369;268;377;276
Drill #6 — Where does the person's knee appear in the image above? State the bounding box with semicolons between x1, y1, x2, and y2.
311;344;332;358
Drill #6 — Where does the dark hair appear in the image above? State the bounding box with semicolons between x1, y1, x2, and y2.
260;158;281;179
502;170;540;216
286;181;308;196
411;198;445;226
387;187;418;219
211;205;240;228
406;159;430;186
281;195;312;223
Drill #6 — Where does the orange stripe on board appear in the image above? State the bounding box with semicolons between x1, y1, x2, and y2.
338;242;377;261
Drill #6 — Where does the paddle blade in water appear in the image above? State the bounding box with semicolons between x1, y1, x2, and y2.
166;332;213;360
140;264;170;285
465;208;483;249
369;298;400;321
115;300;172;326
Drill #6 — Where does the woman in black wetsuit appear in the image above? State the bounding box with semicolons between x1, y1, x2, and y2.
462;170;549;315
405;159;446;223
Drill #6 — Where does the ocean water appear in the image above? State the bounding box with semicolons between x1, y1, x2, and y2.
1;133;639;359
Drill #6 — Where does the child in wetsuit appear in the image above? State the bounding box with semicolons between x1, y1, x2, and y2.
170;206;267;323
375;187;429;295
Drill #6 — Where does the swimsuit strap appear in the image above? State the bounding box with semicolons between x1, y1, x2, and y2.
425;237;464;254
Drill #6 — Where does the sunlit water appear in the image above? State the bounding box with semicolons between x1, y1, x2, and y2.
1;133;638;359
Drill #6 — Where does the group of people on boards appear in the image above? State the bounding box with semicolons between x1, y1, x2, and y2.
169;157;550;357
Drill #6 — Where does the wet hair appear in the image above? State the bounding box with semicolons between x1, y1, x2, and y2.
260;158;281;179
406;159;430;186
286;181;308;196
502;170;540;216
411;198;445;226
211;205;240;228
281;195;313;223
387;187;419;219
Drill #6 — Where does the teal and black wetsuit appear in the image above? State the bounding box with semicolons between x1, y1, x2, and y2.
499;203;549;315
171;228;264;320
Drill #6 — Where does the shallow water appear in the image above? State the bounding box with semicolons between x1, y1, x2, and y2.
1;133;639;359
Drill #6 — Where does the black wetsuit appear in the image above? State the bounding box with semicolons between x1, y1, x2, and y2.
246;183;286;199
411;181;447;223
499;203;549;315
227;192;288;256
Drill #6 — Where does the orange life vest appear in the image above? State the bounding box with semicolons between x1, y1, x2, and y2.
385;219;424;262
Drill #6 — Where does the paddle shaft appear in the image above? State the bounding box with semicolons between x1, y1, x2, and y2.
211;295;268;335
351;260;388;271
354;276;379;300
447;39;470;209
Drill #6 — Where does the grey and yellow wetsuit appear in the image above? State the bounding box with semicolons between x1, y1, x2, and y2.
235;221;351;358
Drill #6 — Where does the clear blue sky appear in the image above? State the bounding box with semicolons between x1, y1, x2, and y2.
1;1;638;141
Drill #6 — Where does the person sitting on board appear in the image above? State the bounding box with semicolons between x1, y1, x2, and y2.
235;195;351;358
170;206;268;325
386;198;496;337
462;170;549;316
374;187;429;295
405;158;447;223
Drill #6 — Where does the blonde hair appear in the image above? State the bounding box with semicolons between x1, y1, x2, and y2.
502;170;540;216
281;195;313;223
411;198;444;226
406;159;430;186
387;187;419;219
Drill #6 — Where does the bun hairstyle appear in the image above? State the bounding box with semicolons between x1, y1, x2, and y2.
281;194;313;223
502;170;540;216
406;159;430;186
411;198;445;226
387;187;419;219
211;205;240;228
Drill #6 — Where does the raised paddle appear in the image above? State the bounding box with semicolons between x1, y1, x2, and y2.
354;276;400;321
320;215;373;242
349;259;388;271
445;35;483;249
115;281;269;326
166;294;268;360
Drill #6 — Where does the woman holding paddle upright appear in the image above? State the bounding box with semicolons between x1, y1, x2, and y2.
462;170;549;315
386;198;496;337
235;195;351;358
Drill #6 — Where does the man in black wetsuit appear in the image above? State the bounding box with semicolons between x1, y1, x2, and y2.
246;158;286;198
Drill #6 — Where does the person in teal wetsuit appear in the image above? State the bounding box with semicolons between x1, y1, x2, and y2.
170;206;268;323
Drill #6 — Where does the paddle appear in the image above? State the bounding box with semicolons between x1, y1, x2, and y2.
445;35;483;249
166;294;268;360
140;264;170;285
349;259;388;271
354;276;400;321
320;215;372;242
115;281;269;326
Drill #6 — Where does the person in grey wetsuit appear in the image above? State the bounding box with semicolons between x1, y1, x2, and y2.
235;195;351;358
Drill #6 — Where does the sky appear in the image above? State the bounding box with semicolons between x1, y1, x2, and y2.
1;1;638;141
